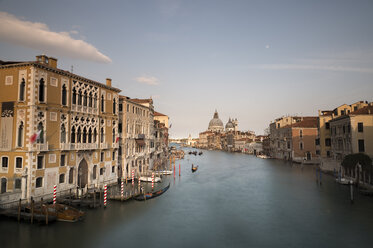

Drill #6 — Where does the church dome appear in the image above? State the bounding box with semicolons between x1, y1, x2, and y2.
225;118;234;130
208;110;224;132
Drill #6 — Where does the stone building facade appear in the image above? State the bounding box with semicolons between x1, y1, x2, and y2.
0;55;120;204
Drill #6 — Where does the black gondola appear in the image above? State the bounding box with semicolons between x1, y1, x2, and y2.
133;183;170;201
191;164;198;172
198;152;203;155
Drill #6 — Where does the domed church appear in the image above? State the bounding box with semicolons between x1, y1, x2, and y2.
208;110;224;132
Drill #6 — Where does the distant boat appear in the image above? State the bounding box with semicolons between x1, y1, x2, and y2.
336;178;352;185
158;170;173;175
134;183;170;201
191;164;198;172
257;155;269;159
198;152;203;155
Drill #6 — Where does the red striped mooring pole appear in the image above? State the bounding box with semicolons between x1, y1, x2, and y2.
53;185;57;204
104;184;107;208
132;169;134;186
121;180;124;199
151;173;154;190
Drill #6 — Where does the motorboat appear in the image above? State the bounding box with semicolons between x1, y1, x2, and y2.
139;176;162;183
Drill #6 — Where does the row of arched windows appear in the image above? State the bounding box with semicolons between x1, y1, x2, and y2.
72;88;98;108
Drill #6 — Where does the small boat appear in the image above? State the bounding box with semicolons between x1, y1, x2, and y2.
139;176;162;183
158;170;173;175
336;178;352;185
26;203;84;222
257;155;269;159
191;164;198;172
134;183;170;201
198;152;203;155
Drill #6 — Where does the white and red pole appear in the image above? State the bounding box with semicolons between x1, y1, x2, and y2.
53;185;57;204
104;184;107;208
132;169;134;186
151;172;154;190
121;180;124;199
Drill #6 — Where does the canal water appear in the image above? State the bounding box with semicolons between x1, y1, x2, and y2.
2;147;373;248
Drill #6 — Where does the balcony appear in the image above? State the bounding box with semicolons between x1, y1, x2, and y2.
100;143;109;149
60;143;98;150
32;142;49;152
112;143;119;149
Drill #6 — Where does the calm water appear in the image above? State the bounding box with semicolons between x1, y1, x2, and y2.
2;148;373;248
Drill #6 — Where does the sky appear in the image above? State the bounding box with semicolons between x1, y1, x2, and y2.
1;0;373;138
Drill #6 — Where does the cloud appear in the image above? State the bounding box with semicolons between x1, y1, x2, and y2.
0;12;111;63
134;76;160;85
249;64;373;74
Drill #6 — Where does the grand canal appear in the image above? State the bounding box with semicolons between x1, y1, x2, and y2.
2;147;373;248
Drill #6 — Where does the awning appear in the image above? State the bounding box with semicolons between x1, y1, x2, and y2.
135;139;145;146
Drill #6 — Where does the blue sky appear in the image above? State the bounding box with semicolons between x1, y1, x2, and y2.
1;0;373;138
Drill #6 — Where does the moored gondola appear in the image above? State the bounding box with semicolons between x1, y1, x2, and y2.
133;183;170;201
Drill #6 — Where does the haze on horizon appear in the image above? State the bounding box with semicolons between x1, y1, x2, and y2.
1;0;372;139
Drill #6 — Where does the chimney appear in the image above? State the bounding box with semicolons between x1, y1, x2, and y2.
106;78;112;87
48;57;58;68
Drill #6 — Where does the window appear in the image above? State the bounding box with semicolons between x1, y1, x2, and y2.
315;139;320;146
93;165;97;180
354;106;358;111
69;168;74;184
2;157;8;169
113;128;115;143
59;174;65;184
325;138;331;147
112;151;116;160
112;166;115;173
101;127;104;143
77;127;82;143
37;122;44;143
100;168;104;175
325;123;330;129
17;121;24;147
326;151;331;158
60;154;66;167
72;88;77;104
71;126;76;143
38;78;45;102
358;123;364;132
61;124;66;143
19;78;25;101
14;178;21;189
277;123;280;128
89;92;93;107
36;177;43;188
113;98;116;114
62;84;67;106
299;130;303;138
78;90;82;105
37;155;44;169
127;104;129;112
358;139;365;153
101;152;104;162
287;141;290;149
1;178;7;193
118;123;122;133
316;150;320;155
341;110;345;115
299;142;303;150
83;91;88;106
119;103;123;112
16;157;22;169
101;95;105;112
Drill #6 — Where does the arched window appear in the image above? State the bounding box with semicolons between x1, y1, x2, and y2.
101;95;105;112
83;127;87;143
83;91;88;106
59;174;65;184
93;165;97;180
37;122;44;143
78;90;82;105
1;178;7;194
17;121;24;147
88;128;92;143
62;84;67;106
94;93;97;108
61;124;66;143
77;127;82;143
19;78;25;101
71;126;76;143
113;98;116;114
38;78;45;102
100;127;104;143
93;128;97;143
69;168;74;184
72;88;77;104
89;92;93;107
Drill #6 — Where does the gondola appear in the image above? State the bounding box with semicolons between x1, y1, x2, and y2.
191;164;198;172
133;183;170;201
198;152;203;155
